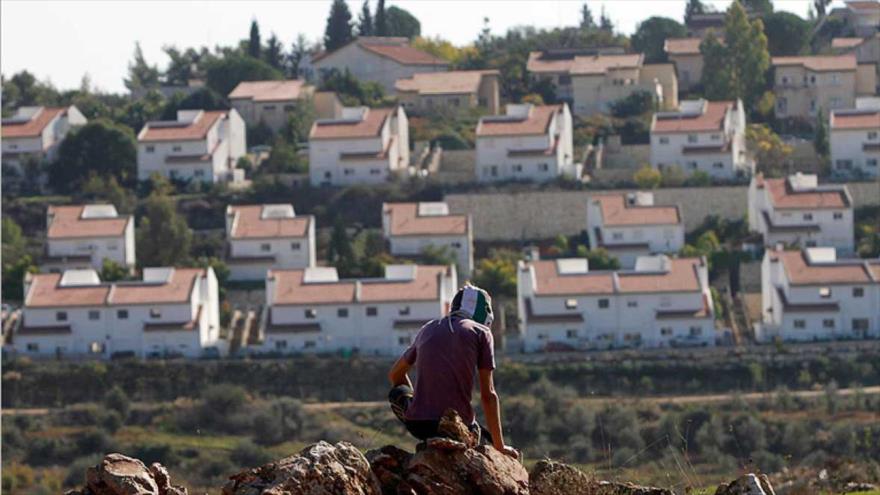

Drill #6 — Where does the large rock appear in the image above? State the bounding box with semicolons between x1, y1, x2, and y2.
223;441;382;495
529;459;674;495
714;474;776;495
66;453;186;495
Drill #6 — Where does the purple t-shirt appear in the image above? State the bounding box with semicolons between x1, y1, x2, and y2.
402;316;495;424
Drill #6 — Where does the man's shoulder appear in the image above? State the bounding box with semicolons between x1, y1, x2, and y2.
454;318;492;336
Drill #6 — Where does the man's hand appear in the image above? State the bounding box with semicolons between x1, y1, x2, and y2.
495;444;519;459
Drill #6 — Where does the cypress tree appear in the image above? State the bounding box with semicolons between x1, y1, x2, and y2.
324;0;354;51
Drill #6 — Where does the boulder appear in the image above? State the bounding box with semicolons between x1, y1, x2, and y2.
714;474;776;495
223;441;382;495
66;453;185;495
529;459;674;495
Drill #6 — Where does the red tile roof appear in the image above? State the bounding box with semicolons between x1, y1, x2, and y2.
832;37;866;49
384;203;468;236
359;266;447;302
1;107;65;138
652;101;733;133
476;105;560;137
227;205;311;239
763;177;850;210
25;273;110;307
270;270;357;305
526;52;642;74
847;1;880;11
528;257;705;296
772;54;857;72
110;268;204;305
771;250;874;285
617;258;703;293
529;261;615;295
47;205;130;239
395;70;498;95
313;37;448;67
664;38;703;55
139;111;226;142
228;80;306;101
309;107;393;140
830;109;880;130
593;194;680;226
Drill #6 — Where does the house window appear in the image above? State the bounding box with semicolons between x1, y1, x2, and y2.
398;336;411;346
566;329;578;339
806;240;817;247
823;319;835;328
830;73;839;85
399;306;411;316
275;340;288;350
194;169;205;178
711;134;721;141
777;97;787;112
803;213;813;221
145;145;155;153
780;76;789;85
689;326;702;336
853;287;864;297
337;308;348;318
868;159;878;167
611;232;623;241
370;169;381;175
344;168;354;175
819;287;832;298
172;145;182;152
687;134;698;143
660;327;673;336
88;310;100;320
89;342;105;354
291;242;301;251
853;319;869;331
598;299;609;309
107;241;118;250
513;164;523;172
56;311;68;322
627;301;638;308
451;242;462;249
264;105;276;111
117;309;128;319
539;163;549;172
305;308;317;319
260;243;271;252
284;105;296;111
304;341;316;349
565;299;578;309
26;343;39;352
794;319;806;329
559;75;572;85
868;131;878;140
659;137;669;145
713;162;724;169
366;306;378;317
688;161;698;169
450;98;460;107
150;309;161;319
833;212;843;220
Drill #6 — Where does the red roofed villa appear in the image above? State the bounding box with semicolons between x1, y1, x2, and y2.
44;204;135;273
829;107;880;178
1;105;86;171
224;204;316;281
382;202;473;275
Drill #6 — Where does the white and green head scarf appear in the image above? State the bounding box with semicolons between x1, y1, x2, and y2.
450;284;494;327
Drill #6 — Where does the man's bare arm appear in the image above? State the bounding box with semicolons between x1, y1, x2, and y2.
478;368;518;459
388;355;413;388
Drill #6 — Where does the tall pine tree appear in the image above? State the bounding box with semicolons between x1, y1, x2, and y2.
684;0;708;23
324;0;354;51
249;20;261;59
580;3;594;29
264;34;283;69
374;0;388;36
358;0;373;36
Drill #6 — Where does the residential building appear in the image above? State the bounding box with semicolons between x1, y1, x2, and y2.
758;247;880;342
43;205;135;273
586;192;685;268
474;103;578;182
382;202;473;276
257;264;457;356
650;99;751;179
137;109;246;183
225;204;316;281
1;106;86;172
228;80;342;132
828;1;880;38
526;50;678;116
311;37;449;93
517;255;715;352
832;34;880;68
308;106;409;186
13;267;222;359
685;12;727;38
771;54;877;121
748;173;854;254
664;38;706;92
395;70;500;115
829;106;880;177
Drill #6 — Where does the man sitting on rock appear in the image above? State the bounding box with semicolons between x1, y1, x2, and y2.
387;284;518;459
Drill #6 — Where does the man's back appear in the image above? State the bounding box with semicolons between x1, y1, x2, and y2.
403;316;495;424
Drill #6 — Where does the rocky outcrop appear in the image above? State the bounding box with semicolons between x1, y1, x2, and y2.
714;474;776;495
529;460;674;495
65;453;186;495
222;441;381;495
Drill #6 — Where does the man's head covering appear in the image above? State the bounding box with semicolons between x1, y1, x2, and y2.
450;284;494;327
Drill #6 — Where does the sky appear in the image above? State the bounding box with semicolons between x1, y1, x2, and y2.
1;0;824;94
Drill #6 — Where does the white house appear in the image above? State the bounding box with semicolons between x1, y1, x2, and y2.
137;109;246;183
395;70;500;115
382;202;473;276
225;204;316;281
308;106;410;186
43;205;135;273
311;37;449;93
586;192;685;268
228;80;342;132
829;107;880;178
517;255;715;352
257;264;457;356
650;99;751;179
526;50;678;116
13;267;223;359
475;103;578;182
757;247;880;342
1;105;86;173
748;173;854;254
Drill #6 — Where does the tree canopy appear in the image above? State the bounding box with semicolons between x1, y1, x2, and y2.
204;54;283;96
124;42;161;91
49;119;138;191
137;184;193;267
358;0;373;36
762;11;810;56
631;17;687;63
248;20;262;59
324;0;354;51
386;6;421;38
